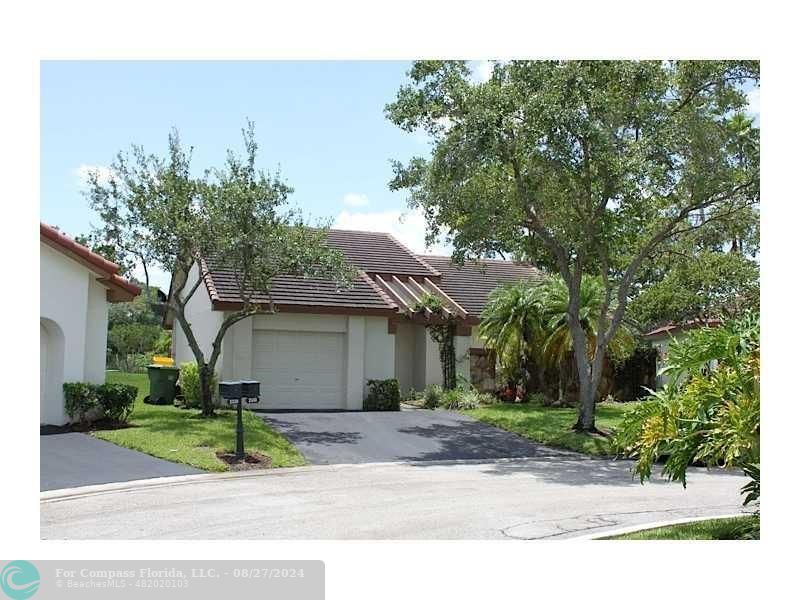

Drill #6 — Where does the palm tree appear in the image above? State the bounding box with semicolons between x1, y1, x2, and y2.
540;276;635;403
479;281;546;394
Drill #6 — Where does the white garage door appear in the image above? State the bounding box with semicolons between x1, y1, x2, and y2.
252;330;346;409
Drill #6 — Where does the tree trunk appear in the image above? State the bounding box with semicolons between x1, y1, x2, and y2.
568;317;601;432
557;357;568;405
199;363;215;417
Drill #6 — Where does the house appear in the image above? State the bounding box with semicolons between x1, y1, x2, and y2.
169;229;541;410
644;318;722;388
40;223;141;425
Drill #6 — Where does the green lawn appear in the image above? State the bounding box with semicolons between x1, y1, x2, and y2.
601;516;759;540
94;372;306;472
463;401;634;456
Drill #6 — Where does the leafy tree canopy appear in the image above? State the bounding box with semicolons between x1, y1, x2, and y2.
386;60;759;431
85;121;354;415
628;250;759;330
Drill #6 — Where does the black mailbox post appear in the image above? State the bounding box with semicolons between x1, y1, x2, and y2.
219;380;260;460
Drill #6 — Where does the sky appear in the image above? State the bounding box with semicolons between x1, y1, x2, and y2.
40;61;759;291
41;61;481;290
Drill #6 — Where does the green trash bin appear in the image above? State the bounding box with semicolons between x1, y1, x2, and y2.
145;364;180;405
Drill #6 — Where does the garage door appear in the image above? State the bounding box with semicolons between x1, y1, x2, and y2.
252;330;346;409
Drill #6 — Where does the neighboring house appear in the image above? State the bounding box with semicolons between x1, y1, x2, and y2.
40;223;141;425
168;230;541;410
644;318;722;388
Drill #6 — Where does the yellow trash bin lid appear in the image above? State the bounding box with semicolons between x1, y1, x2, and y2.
152;356;175;366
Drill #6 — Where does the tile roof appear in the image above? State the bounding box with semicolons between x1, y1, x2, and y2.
200;230;541;320
325;229;440;277
419;255;543;317
40;223;141;302
203;256;397;314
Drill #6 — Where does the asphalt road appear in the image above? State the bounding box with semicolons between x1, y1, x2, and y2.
261;410;570;464
41;456;748;539
40;433;202;491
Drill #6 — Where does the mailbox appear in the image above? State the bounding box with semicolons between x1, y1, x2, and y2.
219;381;243;401
241;380;260;399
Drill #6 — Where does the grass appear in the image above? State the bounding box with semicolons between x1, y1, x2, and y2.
93;372;306;472
601;516;759;540
463;401;635;456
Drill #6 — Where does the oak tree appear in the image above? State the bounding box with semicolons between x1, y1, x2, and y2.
386;60;759;431
86;122;353;415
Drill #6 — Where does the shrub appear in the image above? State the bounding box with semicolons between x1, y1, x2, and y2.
439;386;495;410
526;392;548;406
440;388;462;410
422;384;444;409
178;362;218;408
614;314;760;507
364;378;400;411
153;329;172;356
96;383;138;422
63;382;98;424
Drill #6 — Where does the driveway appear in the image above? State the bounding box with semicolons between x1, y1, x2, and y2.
40;458;748;539
261;409;569;464
40;433;202;491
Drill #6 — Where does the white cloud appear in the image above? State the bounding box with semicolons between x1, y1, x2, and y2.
746;87;760;117
74;164;117;187
470;60;494;84
333;207;451;256
342;192;370;207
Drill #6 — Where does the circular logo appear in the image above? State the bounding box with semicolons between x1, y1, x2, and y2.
1;562;40;600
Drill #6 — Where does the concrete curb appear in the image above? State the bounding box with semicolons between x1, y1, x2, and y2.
575;513;748;540
40;454;596;502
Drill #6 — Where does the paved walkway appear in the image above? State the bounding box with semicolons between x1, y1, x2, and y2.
261;410;570;464
40;433;202;491
41;457;748;539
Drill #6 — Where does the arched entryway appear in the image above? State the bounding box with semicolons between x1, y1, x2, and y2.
40;318;66;425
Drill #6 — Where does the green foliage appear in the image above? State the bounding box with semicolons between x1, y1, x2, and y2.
479;280;545;386
629;250;759;330
178;362;218;409
108;286;163;328
415;293;458;389
479;275;634;401
63;382;98;424
387;60;759;430
741;462;760;507
422;384;445;409
526;392;548;405
467;401;634;456
86;121;354;416
439;386;494;410
153;329;172;356
63;381;138;424
614;314;759;505
539;276;635;366
364;378;401;411
108;323;161;372
603;515;758;540
96;383;137;422
97;372;305;471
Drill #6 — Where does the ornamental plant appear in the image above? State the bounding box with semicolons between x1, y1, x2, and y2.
614;313;760;507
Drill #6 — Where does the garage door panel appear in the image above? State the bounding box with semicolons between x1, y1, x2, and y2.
252;330;346;409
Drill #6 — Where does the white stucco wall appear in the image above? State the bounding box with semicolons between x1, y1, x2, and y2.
412;325;429;390
172;263;225;368
210;310;394;410
454;331;472;384
394;322;415;394
364;316;395;391
40;242;111;424
395;323;478;393
650;330;717;389
84;278;109;384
